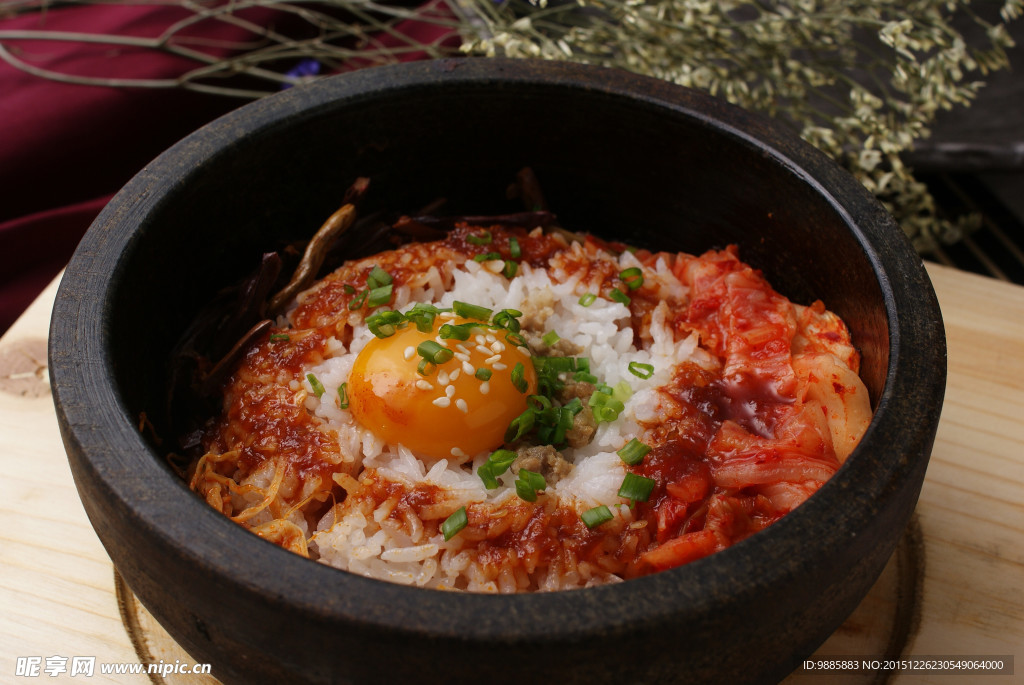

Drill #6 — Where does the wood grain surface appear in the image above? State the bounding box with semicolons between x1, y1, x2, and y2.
1;263;1020;684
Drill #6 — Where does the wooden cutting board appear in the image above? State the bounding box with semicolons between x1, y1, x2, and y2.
1;262;1020;684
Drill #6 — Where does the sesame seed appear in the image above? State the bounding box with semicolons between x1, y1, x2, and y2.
475;345;491;355
485;333;496;343
492;362;507;371
454;352;471;363
451;447;466;458
456;398;469;413
485;260;504;274
490;341;506;354
415;379;433;391
479;381;490;395
449;368;461;381
440;311;457;320
485;354;501;365
403;346;416;361
474;335;487;345
432;397;451;408
462;360;475;375
438;370;450;385
456;344;471;355
445;384;456;398
517;346;532;357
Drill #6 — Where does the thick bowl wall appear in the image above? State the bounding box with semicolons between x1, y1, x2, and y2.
50;58;945;685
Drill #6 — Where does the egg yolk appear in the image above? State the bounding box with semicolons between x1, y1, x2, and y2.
347;316;537;461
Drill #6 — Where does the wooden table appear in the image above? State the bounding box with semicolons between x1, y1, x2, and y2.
1;263;1021;684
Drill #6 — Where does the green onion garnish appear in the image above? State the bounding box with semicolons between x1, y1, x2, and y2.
589;389;625;423
466;230;493;246
306;373;326;398
505;331;527;348
609;288;631;306
628;361;655;379
366;284;393;307
542;330;560;346
269;333;290;342
515;478;538;502
416;359;435;376
578;293;597;307
418;340;454;365
491;309;522;332
581;505;614;529
343;284;357;295
348;289;369;310
475;368;493;381
515;468;546;502
441;507;468;541
367;265;393;289
511;362;528;393
338;382;350;409
439;322;475;340
509;237;522;259
620;267;644;290
453;301;493;321
503;260;518;279
366;310;403;338
618;472;656;503
478;449;517;489
473;251;502;262
617;438;651;465
505;407;536;442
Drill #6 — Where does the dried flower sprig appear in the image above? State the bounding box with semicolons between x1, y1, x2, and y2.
2;0;1018;248
461;0;1020;250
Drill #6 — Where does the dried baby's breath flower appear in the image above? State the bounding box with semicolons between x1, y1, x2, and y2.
460;0;1019;248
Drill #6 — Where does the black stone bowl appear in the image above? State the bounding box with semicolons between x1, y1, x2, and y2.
49;58;945;685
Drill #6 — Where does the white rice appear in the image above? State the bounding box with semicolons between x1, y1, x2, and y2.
296;246;712;591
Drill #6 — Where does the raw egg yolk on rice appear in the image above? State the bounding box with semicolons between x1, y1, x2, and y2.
347;316;537;461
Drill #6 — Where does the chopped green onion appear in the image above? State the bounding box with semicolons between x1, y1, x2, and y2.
441;507;468;541
519;469;546;491
505;407;536;442
417;340;454;365
618;472;656;503
475;368;493;381
578;293;597;307
348;289;369;310
581;505;614;529
479;448;517;489
338;382;350;410
491;309;522;332
563;397;583;415
366;310;403;338
617;438;651;465
542;330;560;346
269;333;290;342
453;301;493;322
511;362;528;393
306;373;326;398
473;251;502;262
609;288;631;306
343;284;357;295
620;267;644;290
439;322;476;340
509;237;522;259
416;359;436;376
573;370;599;383
505;331;527;348
589;391;625;423
515;468;546;502
503;260;518;278
367;265;393;289
366;283;393;307
628;361;655;379
466;230;493;245
515;478;538;502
